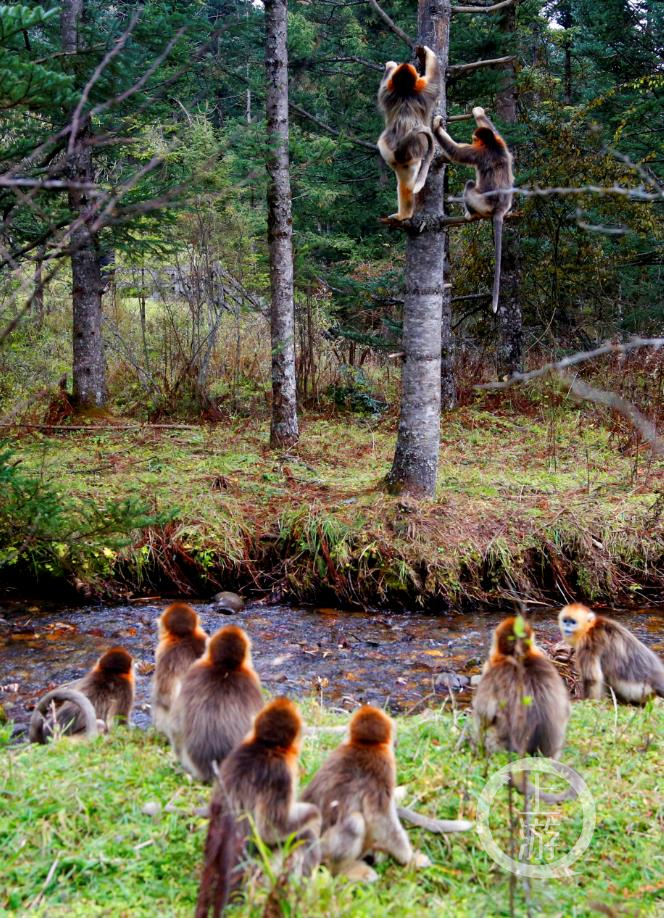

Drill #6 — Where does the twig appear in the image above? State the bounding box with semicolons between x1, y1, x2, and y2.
28;858;60;910
0;423;201;431
366;0;415;49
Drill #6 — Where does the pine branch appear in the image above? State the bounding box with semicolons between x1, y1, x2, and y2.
289;102;377;151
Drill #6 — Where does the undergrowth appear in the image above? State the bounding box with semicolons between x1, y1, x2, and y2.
1;701;662;916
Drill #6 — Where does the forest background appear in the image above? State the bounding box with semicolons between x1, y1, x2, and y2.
0;0;662;608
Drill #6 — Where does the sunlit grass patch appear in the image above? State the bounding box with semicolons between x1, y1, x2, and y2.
1;701;662;915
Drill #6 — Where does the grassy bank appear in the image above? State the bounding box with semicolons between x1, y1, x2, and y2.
1;701;662;916
2;400;663;606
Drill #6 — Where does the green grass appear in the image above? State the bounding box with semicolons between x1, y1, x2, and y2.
1;701;662;916
4;402;663;605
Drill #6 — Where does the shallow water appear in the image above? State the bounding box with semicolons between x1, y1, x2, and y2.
1;599;662;733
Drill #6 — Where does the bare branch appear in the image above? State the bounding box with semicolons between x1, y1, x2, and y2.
366;0;415;49
289;102;377;151
444;183;663;204
452;0;515;13
448;113;474;122
448;55;516;76
562;374;663;455
380;211;521;232
476;337;664;389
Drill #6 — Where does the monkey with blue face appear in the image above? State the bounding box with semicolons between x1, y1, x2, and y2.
559;603;664;703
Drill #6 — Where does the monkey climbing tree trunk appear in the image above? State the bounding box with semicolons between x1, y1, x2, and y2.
387;0;452;497
61;0;106;409
494;2;522;378
264;0;299;448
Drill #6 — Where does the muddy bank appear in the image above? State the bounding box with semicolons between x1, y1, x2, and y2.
4;415;663;609
1;600;662;735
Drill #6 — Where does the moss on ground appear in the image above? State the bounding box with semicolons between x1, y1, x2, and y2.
3;403;663;606
1;701;662;916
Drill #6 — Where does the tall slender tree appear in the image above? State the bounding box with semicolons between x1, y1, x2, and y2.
387;0;451;497
61;0;106;409
495;2;523;377
264;0;298;448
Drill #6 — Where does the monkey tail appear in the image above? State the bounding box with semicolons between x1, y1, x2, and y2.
196;795;246;918
413;129;435;194
491;213;503;313
398;805;473;834
29;688;98;744
511;761;583;806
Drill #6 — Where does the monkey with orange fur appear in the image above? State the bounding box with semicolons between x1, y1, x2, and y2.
152;602;208;739
377;45;440;221
30;647;135;742
433;107;513;312
472;617;582;804
559;603;664;703
170;624;263;782
474;617;570;759
301;705;430;881
196;697;321;918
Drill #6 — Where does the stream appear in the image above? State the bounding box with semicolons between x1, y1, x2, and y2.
1;599;663;734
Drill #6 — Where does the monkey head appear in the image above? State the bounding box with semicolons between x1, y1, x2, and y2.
160;602;201;638
472;126;506;150
386;62;427;97
207;625;252;671
349;705;393;746
558;603;595;645
97;647;133;675
253;697;301;749
491;617;535;661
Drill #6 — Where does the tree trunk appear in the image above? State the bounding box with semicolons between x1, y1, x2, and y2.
61;0;106;408
264;0;298;448
387;0;451;497
494;3;523;378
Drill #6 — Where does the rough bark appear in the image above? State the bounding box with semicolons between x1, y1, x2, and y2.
387;0;452;497
61;0;106;408
494;2;522;377
264;0;298;448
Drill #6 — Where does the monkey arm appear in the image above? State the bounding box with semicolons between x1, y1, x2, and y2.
472;106;499;134
257;799;320;845
367;804;413;865
577;651;604;699
416;45;439;90
431;119;479;166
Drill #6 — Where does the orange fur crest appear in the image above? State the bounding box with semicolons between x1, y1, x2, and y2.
97;647;133;675
207;625;250;670
473;126;506;150
387;62;419;95
349;705;392;746
492;617;535;660
162;602;199;638
414;77;427;92
253;697;301;748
